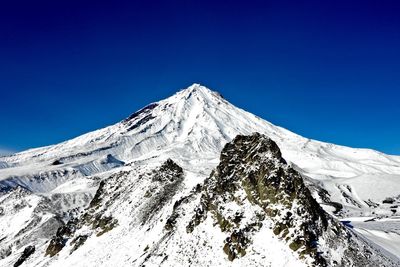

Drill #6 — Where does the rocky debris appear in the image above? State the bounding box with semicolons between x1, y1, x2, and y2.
14;245;35;267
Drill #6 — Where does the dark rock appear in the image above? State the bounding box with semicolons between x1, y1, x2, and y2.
157;159;183;179
187;133;328;264
92;214;118;236
126;114;156;132
100;154;125;166
140;159;184;224
123;103;158;123
89;181;106;208
70;235;88;254
45;219;77;257
383;197;395;204
51;160;63;165
45;236;65;257
14;245;35;267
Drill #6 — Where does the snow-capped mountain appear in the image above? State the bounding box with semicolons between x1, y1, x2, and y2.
0;84;399;266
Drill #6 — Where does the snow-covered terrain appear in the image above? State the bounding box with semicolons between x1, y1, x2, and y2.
0;84;399;266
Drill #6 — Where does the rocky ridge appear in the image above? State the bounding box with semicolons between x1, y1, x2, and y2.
166;133;397;266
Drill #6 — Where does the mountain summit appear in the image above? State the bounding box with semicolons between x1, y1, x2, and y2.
0;84;399;266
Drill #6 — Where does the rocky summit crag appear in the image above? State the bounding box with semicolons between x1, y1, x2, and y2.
168;133;397;266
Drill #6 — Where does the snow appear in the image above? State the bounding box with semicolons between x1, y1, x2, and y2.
345;217;400;261
356;228;400;258
0;83;399;266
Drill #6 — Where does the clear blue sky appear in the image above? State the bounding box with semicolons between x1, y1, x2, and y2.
1;0;399;155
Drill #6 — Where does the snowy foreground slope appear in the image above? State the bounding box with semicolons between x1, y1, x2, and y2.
0;84;399;266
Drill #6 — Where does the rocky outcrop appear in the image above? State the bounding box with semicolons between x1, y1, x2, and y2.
0;187;63;262
181;133;397;266
45;186;118;257
44;159;184;257
45;219;78;257
185;133;328;264
14;245;35;267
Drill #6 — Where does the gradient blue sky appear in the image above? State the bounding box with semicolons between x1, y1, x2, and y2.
1;0;400;155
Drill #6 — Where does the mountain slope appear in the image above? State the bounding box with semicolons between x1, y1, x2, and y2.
0;84;399;266
2;84;400;216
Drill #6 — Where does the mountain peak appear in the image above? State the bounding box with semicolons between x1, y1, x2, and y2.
184;83;210;93
1;84;400;266
175;83;224;102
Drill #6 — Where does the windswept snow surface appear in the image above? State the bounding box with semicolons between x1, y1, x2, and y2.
348;217;400;261
0;84;399;266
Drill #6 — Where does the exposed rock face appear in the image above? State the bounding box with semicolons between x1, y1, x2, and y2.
45;181;118;257
0;186;63;262
44;159;184;257
185;133;328;264
45;219;78;257
180;133;398;266
14;245;35;267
